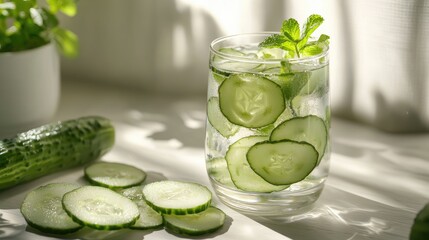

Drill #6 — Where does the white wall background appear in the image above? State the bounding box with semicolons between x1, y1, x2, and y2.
60;0;429;132
61;0;327;94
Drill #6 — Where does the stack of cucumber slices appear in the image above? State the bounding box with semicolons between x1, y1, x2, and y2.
20;162;226;237
207;73;328;193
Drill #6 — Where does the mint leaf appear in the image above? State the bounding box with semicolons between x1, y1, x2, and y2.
257;15;327;116
318;34;330;43
281;18;300;41
259;14;328;60
280;41;297;55
301;33;330;56
297;14;324;50
259;34;286;48
301;44;323;56
301;14;324;40
276;72;310;101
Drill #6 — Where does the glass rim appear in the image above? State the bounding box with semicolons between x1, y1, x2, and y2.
210;32;329;64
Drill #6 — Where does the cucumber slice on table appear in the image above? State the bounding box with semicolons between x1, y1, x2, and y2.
118;185;145;201
164;206;226;236
84;162;146;189
62;186;140;230
225;136;289;192
20;183;82;234
130;199;164;229
143;180;212;215
207;97;240;138
247;140;318;185
270;115;328;163
218;74;285;128
118;186;163;230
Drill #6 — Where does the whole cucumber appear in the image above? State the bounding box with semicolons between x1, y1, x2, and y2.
0;116;115;190
410;203;429;240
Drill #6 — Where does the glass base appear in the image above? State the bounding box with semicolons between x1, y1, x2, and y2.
211;180;324;219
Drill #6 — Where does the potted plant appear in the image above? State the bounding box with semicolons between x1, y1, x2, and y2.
0;0;78;138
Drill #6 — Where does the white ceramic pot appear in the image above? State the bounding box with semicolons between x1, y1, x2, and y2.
0;42;60;139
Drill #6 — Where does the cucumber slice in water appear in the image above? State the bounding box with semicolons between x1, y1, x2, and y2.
212;70;228;84
84;162;146;189
62;186;140;230
207;157;235;188
216;47;246;57
218;74;285;128
225;136;289;192
143;180;212;215
270;115;328;163
163;206;226;236
207;97;240;138
213;48;261;72
20;183;82;234
247;140;318;185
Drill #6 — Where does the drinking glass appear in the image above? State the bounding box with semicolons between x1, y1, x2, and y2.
205;33;330;218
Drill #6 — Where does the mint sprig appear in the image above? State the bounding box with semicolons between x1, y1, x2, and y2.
259;14;329;58
259;14;329;117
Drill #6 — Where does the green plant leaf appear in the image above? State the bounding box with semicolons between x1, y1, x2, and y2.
40;8;59;28
14;0;36;17
281;18;300;41
29;8;43;26
53;27;78;57
0;0;78;56
47;0;77;16
0;3;14;33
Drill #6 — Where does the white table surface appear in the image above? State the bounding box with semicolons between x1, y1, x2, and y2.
1;79;428;240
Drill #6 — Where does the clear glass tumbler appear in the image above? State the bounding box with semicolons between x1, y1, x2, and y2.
205;33;330;218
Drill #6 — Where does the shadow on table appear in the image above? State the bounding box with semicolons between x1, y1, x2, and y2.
115;95;207;150
329;117;429;210
24;214;233;240
249;186;414;240
25;225;159;240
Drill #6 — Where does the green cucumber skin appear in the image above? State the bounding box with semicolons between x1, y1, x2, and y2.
84;176;144;190
164;219;223;236
0;116;115;190
145;199;211;216
129;223;164;230
163;206;225;236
